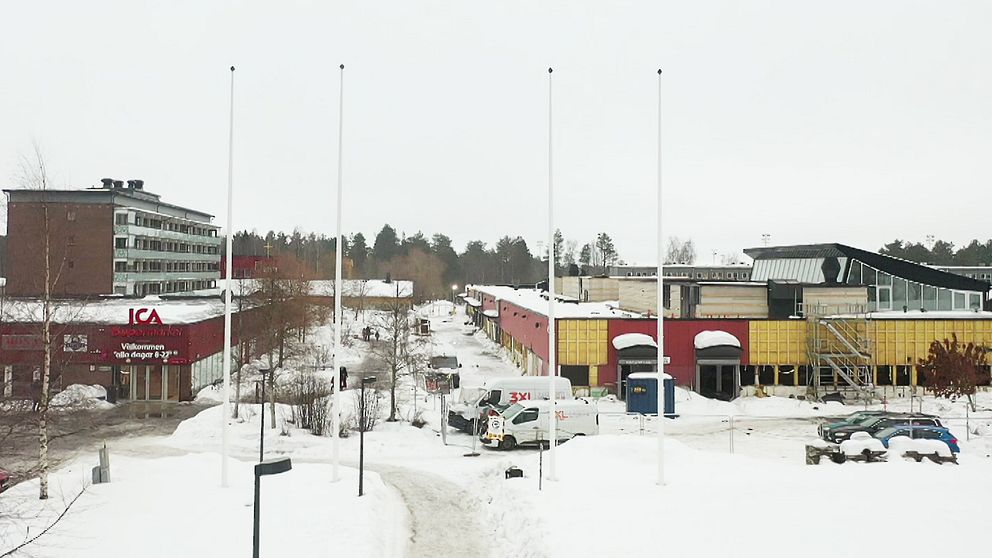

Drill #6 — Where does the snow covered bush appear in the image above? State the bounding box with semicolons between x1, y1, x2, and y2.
50;384;113;410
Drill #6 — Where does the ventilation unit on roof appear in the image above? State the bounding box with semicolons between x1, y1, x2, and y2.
127;179;145;190
112;180;124;189
101;178;114;189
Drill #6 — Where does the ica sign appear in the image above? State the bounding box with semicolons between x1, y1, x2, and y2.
129;308;163;326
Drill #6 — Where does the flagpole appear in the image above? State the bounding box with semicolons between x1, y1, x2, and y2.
221;65;235;488
332;64;345;483
656;68;666;486
546;67;558;482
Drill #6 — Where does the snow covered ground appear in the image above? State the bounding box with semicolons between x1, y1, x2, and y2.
4;304;992;557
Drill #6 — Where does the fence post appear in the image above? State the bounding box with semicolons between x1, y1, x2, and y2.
966;404;970;442
729;415;735;454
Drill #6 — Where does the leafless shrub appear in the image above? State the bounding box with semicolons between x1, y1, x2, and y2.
353;387;381;433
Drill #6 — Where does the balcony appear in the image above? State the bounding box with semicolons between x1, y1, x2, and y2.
114;224;223;245
113;271;220;283
113;248;220;262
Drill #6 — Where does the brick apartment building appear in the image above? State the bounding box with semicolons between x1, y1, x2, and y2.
4;179;220;297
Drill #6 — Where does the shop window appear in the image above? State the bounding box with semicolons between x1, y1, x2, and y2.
740;366;755;386
797;366;810;386
892;277;907;310
969;293;982;310
758;365;775;385
937;288;952;311
560;365;589;387
916;366;927;386
907;282;922;311
923;286;937;311
876;365;892;386
953;291;966;310
778;365;795;386
896;365;911;386
847;261;862;284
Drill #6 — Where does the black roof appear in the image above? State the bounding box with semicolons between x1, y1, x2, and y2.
744;243;991;292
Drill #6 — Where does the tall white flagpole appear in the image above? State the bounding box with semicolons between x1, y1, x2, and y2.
656;68;666;486
547;67;558;481
331;64;345;482
221;65;236;488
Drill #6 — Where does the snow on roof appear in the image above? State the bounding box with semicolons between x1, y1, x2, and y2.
612;333;656;350
694;330;741;350
225;278;413;298
482;309;499;318
468;285;641;319
463;297;482;307
627;371;673;381
0;297;232;325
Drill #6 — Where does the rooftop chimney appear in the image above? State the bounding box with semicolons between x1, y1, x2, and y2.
101;178;114;189
112;180;124;189
132;179;144;190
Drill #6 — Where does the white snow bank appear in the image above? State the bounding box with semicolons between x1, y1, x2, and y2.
50;384;113;410
612;332;656;350
693;330;741;350
0;453;407;557
482;309;498;318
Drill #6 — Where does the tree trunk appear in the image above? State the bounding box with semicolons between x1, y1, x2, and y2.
388;365;398;422
39;205;51;500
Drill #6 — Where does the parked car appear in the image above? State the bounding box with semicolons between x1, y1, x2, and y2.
482;399;598;450
873;426;960;454
0;468;11;494
818;411;891;437
823;414;942;443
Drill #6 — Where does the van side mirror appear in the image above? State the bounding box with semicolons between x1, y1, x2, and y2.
458;363;463;368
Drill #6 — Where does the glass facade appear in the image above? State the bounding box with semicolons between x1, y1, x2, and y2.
846;259;984;312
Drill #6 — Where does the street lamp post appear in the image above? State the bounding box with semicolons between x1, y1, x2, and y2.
256;363;270;463
358;376;376;497
253;457;292;558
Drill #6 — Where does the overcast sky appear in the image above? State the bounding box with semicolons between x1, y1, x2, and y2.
2;1;990;265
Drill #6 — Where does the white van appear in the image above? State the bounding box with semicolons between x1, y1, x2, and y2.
483;399;598;450
448;376;573;433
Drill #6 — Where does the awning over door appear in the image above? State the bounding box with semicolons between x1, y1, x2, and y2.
694;330;742;359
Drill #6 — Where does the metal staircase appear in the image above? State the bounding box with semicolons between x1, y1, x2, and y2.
803;303;875;402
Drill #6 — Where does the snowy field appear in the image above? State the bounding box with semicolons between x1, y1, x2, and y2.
3;304;991;557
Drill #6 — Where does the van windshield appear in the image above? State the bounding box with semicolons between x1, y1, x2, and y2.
485;390;502;406
502;403;524;419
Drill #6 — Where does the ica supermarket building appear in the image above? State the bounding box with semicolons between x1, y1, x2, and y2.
465;243;992;401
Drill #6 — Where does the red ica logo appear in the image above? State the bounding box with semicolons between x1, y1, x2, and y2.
129;308;163;325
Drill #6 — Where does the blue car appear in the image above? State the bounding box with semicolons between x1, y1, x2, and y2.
873;425;960;453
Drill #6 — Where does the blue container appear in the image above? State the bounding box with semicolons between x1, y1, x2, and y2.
625;373;676;417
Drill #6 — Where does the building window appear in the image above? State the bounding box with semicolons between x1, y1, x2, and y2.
778;365;795;386
758;366;775;385
114;261;127;272
115;213;129;225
